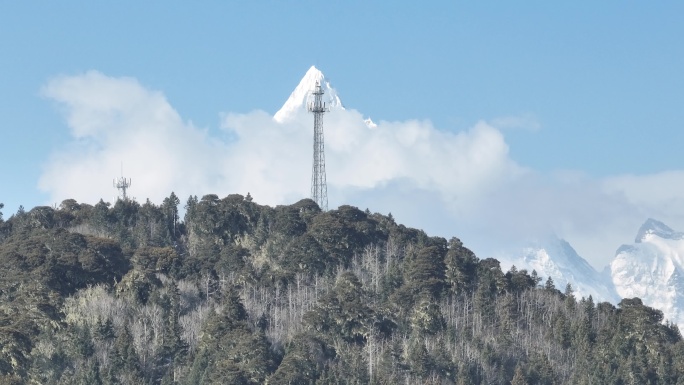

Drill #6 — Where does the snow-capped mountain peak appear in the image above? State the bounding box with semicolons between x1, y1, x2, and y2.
635;218;684;242
611;218;684;329
273;66;344;123
496;236;619;303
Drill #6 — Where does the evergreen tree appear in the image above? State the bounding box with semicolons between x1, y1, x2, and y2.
162;282;188;373
456;362;476;385
405;245;447;300
96;317;115;341
79;360;103;385
530;269;541;286
407;340;432;378
511;364;528;385
2;195;684;385
445;237;478;294
113;325;140;375
185;349;210;385
267;334;330;385
432;338;454;381
162;191;180;240
73;326;95;358
306;272;374;344
544;276;555;291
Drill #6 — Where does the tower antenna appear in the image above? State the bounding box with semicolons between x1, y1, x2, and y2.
113;163;131;201
308;80;328;211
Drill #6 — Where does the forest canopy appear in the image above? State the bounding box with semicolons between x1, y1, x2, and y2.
0;194;681;385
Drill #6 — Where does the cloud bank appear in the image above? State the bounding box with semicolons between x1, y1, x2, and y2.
39;71;684;269
40;71;523;214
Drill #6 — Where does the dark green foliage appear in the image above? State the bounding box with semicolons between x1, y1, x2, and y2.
404;244;447;300
113;324;139;373
162;192;181;239
544;276;557;292
506;266;537;293
273;205;308;237
432;338;454;380
116;269;162;304
317;346;370;384
407;340;433;377
0;221;130;380
0;228;128;296
132;246;182;276
308;205;383;267
281;233;329;277
162;282;187;365
446;237;478;294
268;333;332;385
410;298;445;336
184;348;210;385
527;353;555;385
0;195;680;384
188;286;276;384
305;272;374;344
73;326;95;358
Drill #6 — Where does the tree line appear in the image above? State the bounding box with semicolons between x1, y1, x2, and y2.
0;194;682;384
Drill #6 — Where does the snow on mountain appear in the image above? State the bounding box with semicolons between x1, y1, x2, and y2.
274;66;344;123
274;65;376;127
634;218;684;242
611;218;684;328
496;236;620;303
364;117;377;128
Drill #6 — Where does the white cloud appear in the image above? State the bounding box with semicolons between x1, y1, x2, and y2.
40;71;225;205
38;71;684;271
603;171;684;218
462;172;643;268
40;71;524;211
222;105;529;225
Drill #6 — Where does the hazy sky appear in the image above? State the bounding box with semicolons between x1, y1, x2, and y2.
1;2;683;268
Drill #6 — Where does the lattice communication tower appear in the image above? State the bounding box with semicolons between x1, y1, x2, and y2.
113;166;131;201
308;80;328;211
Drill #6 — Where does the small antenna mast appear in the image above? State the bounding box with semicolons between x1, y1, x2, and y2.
113;162;131;201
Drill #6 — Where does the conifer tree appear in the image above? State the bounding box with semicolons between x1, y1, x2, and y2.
510;364;527;385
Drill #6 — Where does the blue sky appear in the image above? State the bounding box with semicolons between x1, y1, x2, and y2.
1;2;684;267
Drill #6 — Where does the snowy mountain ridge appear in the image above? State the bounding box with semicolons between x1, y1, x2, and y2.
612;218;684;328
496;219;684;329
496;236;619;303
635;218;684;242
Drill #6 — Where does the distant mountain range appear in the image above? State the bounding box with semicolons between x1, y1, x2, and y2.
611;219;684;327
496;236;619;303
496;218;684;329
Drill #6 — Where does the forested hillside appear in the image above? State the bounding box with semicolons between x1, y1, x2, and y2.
0;194;682;384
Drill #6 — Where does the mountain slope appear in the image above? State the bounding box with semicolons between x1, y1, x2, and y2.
611;218;684;327
497;236;619;303
3;199;682;384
